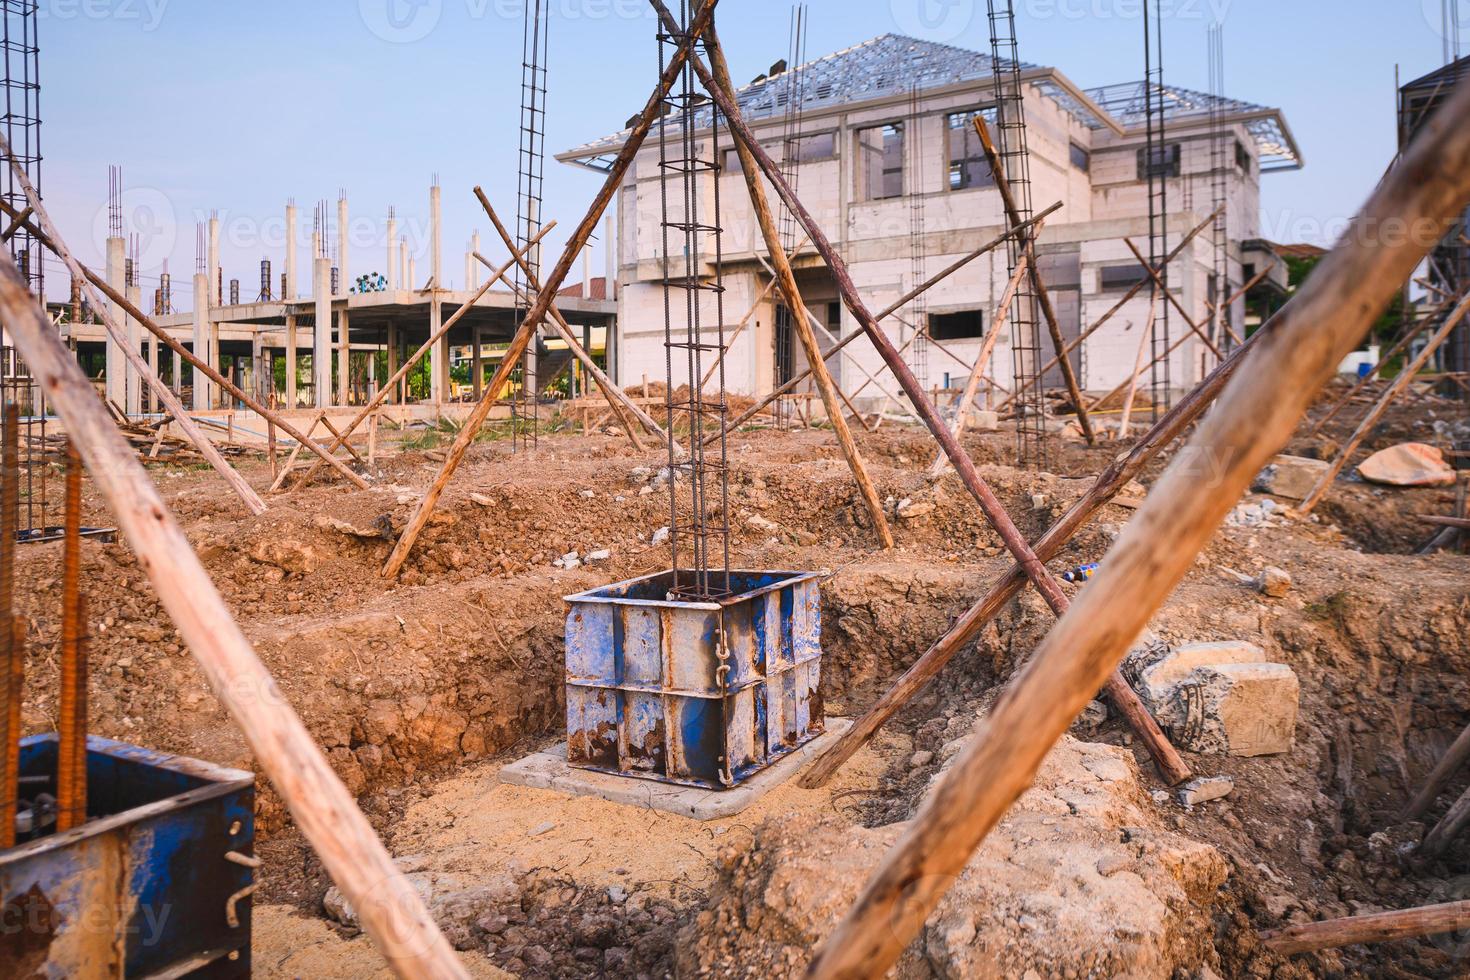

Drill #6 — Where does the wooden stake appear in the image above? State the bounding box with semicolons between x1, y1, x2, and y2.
382;0;720;579
973;116;1095;444
705;24;893;550
994;208;1222;415
927;251;1031;478
1116;290;1161;437
1307;297;1447;437
1420;514;1470;530
655;0;1184;782
710;203;1063;444
0;148;269;516
1298;292;1470;516
471;189;661;449
803;73;1470;978
1405;717;1470;821
0;248;466;979
1123;237;1224;360
287;222;556;490
1261;899;1470;955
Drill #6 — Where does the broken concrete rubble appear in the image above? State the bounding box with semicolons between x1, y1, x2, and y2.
1253;454;1332;499
1357;441;1457;487
1130;641;1300;757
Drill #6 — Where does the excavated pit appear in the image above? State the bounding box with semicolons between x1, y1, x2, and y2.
10;385;1470;978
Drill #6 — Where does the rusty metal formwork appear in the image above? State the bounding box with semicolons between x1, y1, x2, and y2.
564;570;824;789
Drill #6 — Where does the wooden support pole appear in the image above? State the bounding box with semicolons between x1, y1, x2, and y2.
658;0;1182;776
287;222;556;491
801;321;1262;790
1123;237;1224;359
56;440;87;833
656;0;1183;782
1116;291;1162;436
382;0;719;579
1261;900;1470;956
1298;292;1470;516
1423;780;1470;855
0;248;467;979
0;145;269;516
471;188;664;448
710;203;1063;444
705;24;893;550
994;208;1222;415
972;116;1095;444
1403;718;1470;821
1420;514;1470;530
1306;297;1448;437
927;251;1031;478
803;75;1470;978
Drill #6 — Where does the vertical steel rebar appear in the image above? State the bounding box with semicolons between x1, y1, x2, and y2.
1143;0;1172;419
56;438;85;832
658;2;730;600
985;0;1047;469
513;0;550;451
0;403;19;847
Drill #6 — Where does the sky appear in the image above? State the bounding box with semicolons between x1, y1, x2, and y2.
34;0;1470;307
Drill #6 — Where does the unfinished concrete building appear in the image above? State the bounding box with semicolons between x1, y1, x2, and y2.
559;33;1300;407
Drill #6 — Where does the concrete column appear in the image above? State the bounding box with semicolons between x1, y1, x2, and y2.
125;282;143;416
104;237;126;409
467;230;481;290
285;314;298;408
208;216;221;306
604;214;615;299
407;256;417;293
387;212;398;290
582;240;592;298
210;321;221;409
337;195;350;295
285;203;298;300
386;322;400;405
337;308;351;405
400;240;410;289
430;184;448;405
141;284;159;413
367;345;377;400
471;326;482;400
250;333;265;404
314;258;332;409
192;272;210;411
171;347;182;397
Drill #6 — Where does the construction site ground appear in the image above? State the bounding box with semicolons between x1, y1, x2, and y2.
15;384;1470;978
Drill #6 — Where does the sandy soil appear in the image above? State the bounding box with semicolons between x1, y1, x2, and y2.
8;379;1470;977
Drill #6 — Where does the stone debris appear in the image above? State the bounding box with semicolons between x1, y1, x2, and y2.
1256;566;1292;597
1177;776;1235;807
1131;641;1299;757
650;526;671;546
1224;496;1285;527
964;409;1000;432
554;551;582;570
682;736;1229;978
1357;442;1457;487
1252;454;1331;499
585;549;612;563
896;498;935;520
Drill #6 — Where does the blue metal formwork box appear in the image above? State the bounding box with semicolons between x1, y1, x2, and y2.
0;735;255;978
565;569;825;789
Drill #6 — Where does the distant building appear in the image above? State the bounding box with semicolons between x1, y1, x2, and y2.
1400;55;1470;387
558;33;1301;405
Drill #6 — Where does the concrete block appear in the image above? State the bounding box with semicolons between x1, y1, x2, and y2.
1132;641;1298;758
1251;454;1330;500
1177;775;1234;807
498;718;852;821
964;409;999;432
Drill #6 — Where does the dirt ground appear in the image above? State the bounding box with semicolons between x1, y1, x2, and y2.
10;379;1470;978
